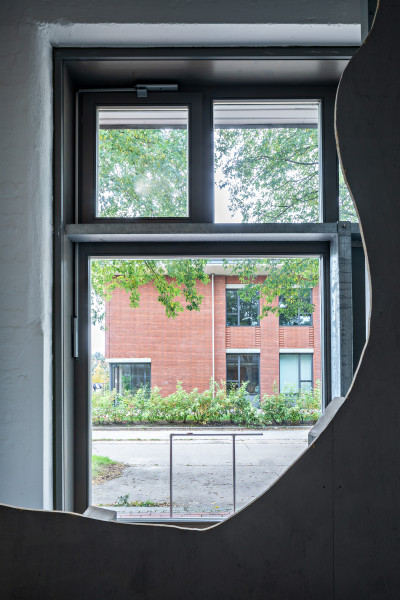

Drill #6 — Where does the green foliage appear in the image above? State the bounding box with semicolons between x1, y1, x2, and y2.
98;126;356;223
91;352;109;383
112;494;158;508
91;258;210;325
224;257;318;320
98;128;187;218
260;381;322;425
339;165;358;221
91;380;321;427
215;127;319;222
91;257;319;325
93;122;352;321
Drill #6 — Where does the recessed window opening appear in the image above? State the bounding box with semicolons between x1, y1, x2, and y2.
280;352;313;394
226;287;260;326
213;101;320;223
279;289;313;326
90;256;322;521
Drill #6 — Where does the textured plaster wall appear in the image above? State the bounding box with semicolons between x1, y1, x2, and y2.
0;24;53;509
0;0;360;509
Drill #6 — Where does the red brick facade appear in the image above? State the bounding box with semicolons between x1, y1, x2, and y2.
105;277;321;397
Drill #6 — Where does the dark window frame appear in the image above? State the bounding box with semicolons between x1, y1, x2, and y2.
226;353;260;396
110;362;151;394
226;288;260;327
74;242;329;514
79;92;205;223
279;289;313;327
77;84;340;225
279;352;314;393
53;47;368;516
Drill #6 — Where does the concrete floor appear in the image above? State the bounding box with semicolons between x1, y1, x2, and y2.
91;427;310;517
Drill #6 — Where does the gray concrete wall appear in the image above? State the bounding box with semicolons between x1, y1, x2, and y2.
8;0;400;598
0;0;361;510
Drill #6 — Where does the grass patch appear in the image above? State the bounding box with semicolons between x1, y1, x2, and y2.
108;494;169;508
92;454;125;484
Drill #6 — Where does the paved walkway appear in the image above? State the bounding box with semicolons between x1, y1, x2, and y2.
92;426;311;519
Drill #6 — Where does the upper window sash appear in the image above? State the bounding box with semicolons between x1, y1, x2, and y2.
77;86;339;226
78;91;207;223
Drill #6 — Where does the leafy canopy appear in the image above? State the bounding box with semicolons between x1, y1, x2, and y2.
92;122;355;321
91;258;319;326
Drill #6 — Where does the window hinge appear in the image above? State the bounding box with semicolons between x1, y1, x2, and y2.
135;83;178;98
73;316;79;358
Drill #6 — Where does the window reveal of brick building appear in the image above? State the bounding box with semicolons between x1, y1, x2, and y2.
105;271;321;404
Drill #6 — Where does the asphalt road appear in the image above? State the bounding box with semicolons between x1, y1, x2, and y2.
91;427;310;515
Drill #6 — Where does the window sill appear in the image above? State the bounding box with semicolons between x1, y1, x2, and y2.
65;222;360;243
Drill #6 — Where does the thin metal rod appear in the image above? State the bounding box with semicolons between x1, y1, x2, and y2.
212;273;215;397
170;433;262;437
169;434;173;518
233;434;236;513
168;432;262;517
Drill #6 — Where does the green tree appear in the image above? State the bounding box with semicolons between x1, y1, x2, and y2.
92;124;354;321
98;128;187;218
215;127;319;222
91;257;319;325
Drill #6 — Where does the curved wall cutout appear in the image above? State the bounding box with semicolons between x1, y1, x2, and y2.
3;2;400;597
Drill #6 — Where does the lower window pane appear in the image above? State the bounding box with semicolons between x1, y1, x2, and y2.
280;354;299;392
300;353;312;382
90;256;322;520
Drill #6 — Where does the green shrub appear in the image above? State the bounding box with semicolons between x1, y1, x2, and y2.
91;379;321;427
260;381;321;425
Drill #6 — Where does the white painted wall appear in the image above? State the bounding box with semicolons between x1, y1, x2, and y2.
0;0;361;509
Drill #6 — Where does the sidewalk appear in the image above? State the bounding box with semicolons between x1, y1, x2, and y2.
92;426;311;519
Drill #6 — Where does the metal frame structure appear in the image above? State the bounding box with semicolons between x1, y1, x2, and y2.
169;432;263;517
53;47;364;517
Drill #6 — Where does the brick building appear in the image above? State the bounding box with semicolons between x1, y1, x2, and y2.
105;265;321;405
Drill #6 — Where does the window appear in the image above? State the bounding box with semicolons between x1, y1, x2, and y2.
226;353;260;402
109;361;151;394
214;101;320;223
55;48;366;517
97;107;189;218
280;353;313;393
226;288;259;326
279;289;313;326
80;91;204;222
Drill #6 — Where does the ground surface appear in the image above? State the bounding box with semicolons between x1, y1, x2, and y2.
91;426;311;519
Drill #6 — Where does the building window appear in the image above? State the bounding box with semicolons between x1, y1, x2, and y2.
226;288;259;326
109;362;151;394
214;101;320;223
279;289;313;326
226;353;260;401
54;49;367;515
279;353;313;393
97;107;189;219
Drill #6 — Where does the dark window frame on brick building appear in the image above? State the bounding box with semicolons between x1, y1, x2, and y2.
226;352;260;402
226;288;260;327
109;361;151;395
279;352;313;393
279;289;313;327
54;47;366;516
